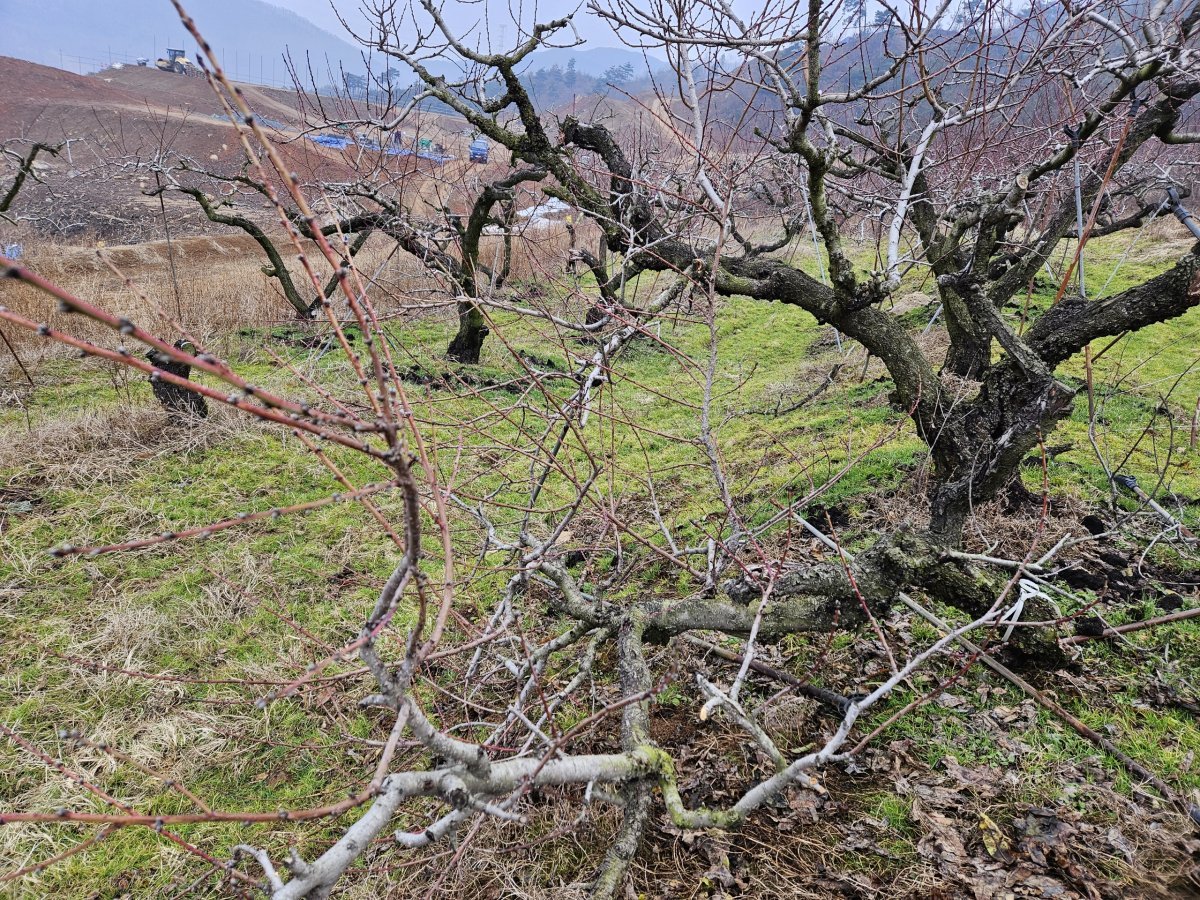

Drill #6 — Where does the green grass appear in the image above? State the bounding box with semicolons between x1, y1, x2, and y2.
4;230;1200;894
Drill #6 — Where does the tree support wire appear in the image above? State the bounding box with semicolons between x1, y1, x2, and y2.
1066;123;1088;298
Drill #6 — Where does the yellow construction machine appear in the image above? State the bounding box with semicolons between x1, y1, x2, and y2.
155;48;199;76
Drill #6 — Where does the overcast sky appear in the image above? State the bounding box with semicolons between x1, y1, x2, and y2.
270;0;627;50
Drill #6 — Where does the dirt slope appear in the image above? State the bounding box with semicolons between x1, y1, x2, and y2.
0;56;484;240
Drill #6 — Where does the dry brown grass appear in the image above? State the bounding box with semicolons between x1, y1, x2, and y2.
0;221;586;382
0;230;435;348
0;402;244;488
1;233;296;364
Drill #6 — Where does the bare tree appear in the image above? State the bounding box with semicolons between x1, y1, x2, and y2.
148;80;552;358
354;0;1200;627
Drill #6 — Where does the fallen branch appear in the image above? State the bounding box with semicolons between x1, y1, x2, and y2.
682;634;852;711
1062;605;1200;644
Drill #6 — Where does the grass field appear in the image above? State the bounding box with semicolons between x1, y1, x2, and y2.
2;221;1200;897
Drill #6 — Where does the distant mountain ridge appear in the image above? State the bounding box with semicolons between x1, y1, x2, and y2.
522;46;668;76
2;0;667;88
0;0;366;85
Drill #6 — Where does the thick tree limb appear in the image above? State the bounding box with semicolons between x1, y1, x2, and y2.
0;141;61;216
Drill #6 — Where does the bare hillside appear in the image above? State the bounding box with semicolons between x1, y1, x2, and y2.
0;56;480;239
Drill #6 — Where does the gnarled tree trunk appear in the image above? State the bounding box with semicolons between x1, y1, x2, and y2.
446;302;489;363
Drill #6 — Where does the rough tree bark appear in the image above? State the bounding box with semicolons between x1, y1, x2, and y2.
147;339;209;420
0;141;61;218
445;169;545;363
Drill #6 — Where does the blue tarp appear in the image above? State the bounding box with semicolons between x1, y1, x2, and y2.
308;134;352;149
306;134;452;163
